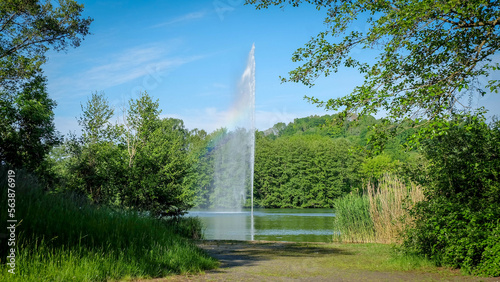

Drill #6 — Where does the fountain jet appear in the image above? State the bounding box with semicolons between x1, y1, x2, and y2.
211;44;255;212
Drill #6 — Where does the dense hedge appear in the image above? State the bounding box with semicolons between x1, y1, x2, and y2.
403;115;500;276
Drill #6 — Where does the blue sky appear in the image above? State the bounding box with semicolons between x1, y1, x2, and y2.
44;0;500;135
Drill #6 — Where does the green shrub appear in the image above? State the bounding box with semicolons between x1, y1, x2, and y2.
402;114;500;276
476;224;500;277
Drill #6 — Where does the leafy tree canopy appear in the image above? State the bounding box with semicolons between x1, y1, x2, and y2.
0;75;58;173
246;0;500;124
0;0;91;176
78;91;118;145
0;0;92;91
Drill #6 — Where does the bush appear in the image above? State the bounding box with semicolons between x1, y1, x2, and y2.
476;224;500;277
402;114;500;276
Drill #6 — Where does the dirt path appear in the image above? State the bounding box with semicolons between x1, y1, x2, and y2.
142;241;499;282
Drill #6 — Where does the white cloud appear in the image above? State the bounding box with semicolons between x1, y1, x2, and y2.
48;44;203;100
152;11;206;28
83;49;192;89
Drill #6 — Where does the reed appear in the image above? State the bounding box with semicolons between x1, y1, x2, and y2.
333;174;424;244
332;193;376;243
367;174;425;244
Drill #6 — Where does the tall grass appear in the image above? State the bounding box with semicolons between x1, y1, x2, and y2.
0;168;218;281
332;193;376;243
333;174;424;244
367;174;425;244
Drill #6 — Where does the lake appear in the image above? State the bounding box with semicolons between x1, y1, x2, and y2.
187;208;334;242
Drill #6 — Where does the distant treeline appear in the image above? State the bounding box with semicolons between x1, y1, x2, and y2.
190;113;426;209
254;115;426;208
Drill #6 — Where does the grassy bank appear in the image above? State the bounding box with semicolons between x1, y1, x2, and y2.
0;169;218;281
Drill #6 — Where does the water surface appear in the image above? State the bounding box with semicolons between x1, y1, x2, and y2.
187;208;334;242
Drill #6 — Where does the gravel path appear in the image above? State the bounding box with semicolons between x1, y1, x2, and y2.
140;241;499;282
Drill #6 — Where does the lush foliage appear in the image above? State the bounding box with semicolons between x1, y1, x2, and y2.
0;168;217;281
1;3;220;279
0;76;59;179
54;92;193;217
54;96;410;213
123;94;193;216
184;128;213;208
0;0;91;181
3;4;497;278
254;134;363;208
332;192;374;243
403;114;500;276
253;114;427;208
246;0;500;124
0;0;92;92
187;114;421;209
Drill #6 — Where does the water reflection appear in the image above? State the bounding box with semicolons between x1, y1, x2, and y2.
187;208;334;242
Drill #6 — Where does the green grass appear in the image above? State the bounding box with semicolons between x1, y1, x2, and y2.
0;169;218;281
317;243;437;272
332;193;376;243
260;242;453;278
